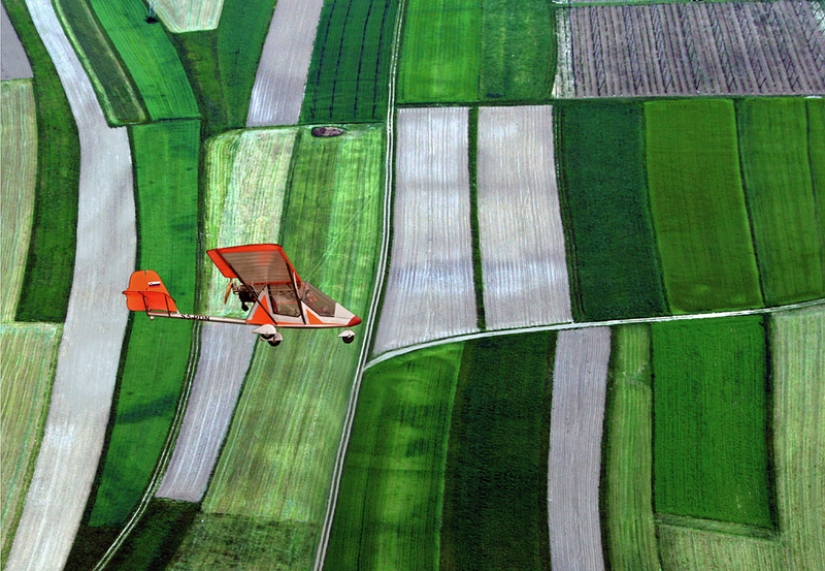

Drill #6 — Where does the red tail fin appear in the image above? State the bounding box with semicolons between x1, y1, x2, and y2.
123;270;178;313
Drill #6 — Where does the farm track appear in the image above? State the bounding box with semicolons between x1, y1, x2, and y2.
477;105;572;330
563;1;825;97
1;4;32;79
372;107;478;354
247;0;325;126
548;328;611;571
5;0;135;569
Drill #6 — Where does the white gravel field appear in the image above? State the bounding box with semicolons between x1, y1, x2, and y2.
5;1;135;569
372;107;477;354
1;4;33;80
548;327;611;571
155;324;255;502
246;0;325;126
477;106;572;330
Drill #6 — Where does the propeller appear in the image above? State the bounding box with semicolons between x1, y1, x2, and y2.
224;280;234;304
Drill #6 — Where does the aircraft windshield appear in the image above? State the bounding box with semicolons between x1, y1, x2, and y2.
300;282;336;317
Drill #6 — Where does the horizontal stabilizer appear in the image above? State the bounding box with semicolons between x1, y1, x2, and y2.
123;270;178;313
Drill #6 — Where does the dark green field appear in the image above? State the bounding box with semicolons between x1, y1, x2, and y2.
808;99;825;283
556;101;666;321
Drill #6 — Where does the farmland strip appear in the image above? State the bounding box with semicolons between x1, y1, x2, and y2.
247;0;324;126
551;8;573;98
548;327;610;571
477;105;572;330
809;99;825;277
150;0;223;33
5;1;135;568
1;4;32;79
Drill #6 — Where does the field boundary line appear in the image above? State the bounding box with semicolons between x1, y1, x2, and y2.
312;0;405;568
366;298;825;369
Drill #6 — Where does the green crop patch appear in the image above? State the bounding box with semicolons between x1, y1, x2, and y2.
302;0;399;123
652;316;774;530
325;344;464;570
557;101;666;321
441;333;553;571
86;120;201;529
5;0;79;322
88;0;198;120
737;98;823;305
808;99;825;283
645;99;762;313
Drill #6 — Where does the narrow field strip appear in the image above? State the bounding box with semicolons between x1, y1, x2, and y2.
247;0;325;126
0;80;37;321
561;2;825;97
556;101;665;321
442;333;553;571
601;325;660;571
373;107;477;354
324;344;463;570
548;327;611;571
0;324;61;562
737;98;823;305
151;0;223;33
476;105;572;330
808;99;825;275
5;0;136;568
646;99;762;313
1;4;32;79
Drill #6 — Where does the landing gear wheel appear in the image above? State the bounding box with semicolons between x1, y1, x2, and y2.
338;330;355;344
266;332;284;347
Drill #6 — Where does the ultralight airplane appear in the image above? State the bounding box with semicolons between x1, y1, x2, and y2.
123;244;361;346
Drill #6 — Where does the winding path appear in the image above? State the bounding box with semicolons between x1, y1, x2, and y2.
5;1;134;569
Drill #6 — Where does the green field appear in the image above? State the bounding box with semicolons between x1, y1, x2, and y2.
601;325;659;571
737;98;823;305
557;101;666;321
85;120;201;529
302;0;400;123
652;316;773;529
4;0;79;323
441;333;553;571
808;99;825;282
324;344;463;570
53;0;147;124
88;0;198;120
645;99;762;313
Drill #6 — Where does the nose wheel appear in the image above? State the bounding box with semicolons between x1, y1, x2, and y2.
338;330;356;344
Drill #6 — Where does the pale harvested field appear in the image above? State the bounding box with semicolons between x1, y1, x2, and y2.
0;324;61;560
548;327;611;571
5;1;135;569
1;4;32;80
151;0;223;33
247;0;325;126
477;106;572;330
373;107;477;354
155;324;255;502
559;1;825;97
0;80;37;321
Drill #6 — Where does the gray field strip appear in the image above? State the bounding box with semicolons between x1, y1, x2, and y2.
155;324;255;502
477;105;572;330
548;327;611;571
561;1;825;97
5;1;135;569
246;0;324;126
1;4;32;80
372;107;477;354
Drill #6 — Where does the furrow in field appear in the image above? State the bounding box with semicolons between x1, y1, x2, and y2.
1;4;32;79
247;0;325;126
476;105;572;330
562;2;825;97
547;327;611;571
5;0;135;568
373;107;476;354
151;0;223;33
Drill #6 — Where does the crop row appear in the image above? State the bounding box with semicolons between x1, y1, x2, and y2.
559;1;825;98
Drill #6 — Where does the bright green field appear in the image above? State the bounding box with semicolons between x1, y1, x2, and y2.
86;120;201;528
4;0;79;323
302;0;400;123
601;325;660;571
441;333;553;571
557;101;666;321
88;0;198;120
808;99;825;283
652;316;773;529
646;99;762;313
737;98;823;305
53;0;147;124
324;344;464;570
